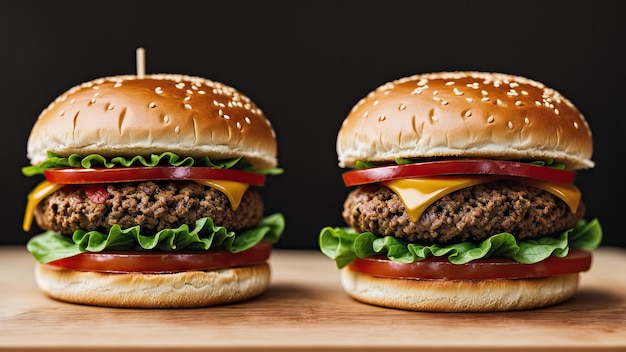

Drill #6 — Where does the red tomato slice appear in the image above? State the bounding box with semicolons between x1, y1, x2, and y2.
342;159;575;186
45;241;272;273
44;166;265;186
347;249;592;280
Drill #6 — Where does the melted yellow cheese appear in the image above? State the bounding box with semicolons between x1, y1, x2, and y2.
194;179;249;211
23;181;64;232
383;177;581;222
22;179;249;232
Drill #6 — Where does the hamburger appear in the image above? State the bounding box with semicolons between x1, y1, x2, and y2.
22;73;284;308
319;71;602;312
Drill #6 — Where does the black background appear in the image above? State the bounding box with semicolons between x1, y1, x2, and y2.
1;0;624;249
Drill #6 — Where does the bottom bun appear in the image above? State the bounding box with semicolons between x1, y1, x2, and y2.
341;267;579;312
35;263;271;308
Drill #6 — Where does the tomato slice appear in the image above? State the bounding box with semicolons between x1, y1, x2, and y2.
342;159;575;186
44;166;265;186
45;241;272;273
347;249;592;280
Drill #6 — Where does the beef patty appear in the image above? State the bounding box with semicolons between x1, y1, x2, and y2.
342;180;584;244
34;181;264;235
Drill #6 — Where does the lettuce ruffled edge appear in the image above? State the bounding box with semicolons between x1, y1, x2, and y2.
22;151;283;176
319;218;602;269
27;213;285;264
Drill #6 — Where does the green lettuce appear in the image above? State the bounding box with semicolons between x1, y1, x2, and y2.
22;151;283;176
319;218;602;268
28;213;285;264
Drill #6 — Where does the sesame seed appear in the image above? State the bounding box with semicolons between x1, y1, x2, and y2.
481;97;490;102
508;121;513;129
114;82;122;88
148;102;156;108
574;121;579;129
186;89;193;95
58;110;64;117
69;99;76;105
453;88;463;96
184;104;192;110
398;103;406;111
487;116;495;123
363;111;369;118
433;90;439;95
445;81;455;86
466;97;474;102
373;100;379;106
524;117;530;125
496;99;503;106
379;115;386;121
431;115;438;122
155;87;163;94
175;126;180;133
223;114;231;120
464;110;472;118
164;115;170;123
236;121;242;130
184;96;191;102
555;108;560;115
515;101;522;106
176;83;185;89
245;117;251;124
107;104;115;111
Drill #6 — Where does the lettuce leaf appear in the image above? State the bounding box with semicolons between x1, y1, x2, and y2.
319;218;602;268
22;151;283;176
27;213;285;264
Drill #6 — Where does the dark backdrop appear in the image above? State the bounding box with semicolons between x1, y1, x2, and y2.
1;0;624;249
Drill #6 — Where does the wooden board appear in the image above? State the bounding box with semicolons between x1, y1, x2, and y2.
1;246;625;351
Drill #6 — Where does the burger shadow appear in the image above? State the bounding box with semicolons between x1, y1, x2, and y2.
250;283;322;303
455;287;625;322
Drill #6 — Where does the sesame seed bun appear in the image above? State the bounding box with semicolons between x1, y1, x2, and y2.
35;262;271;308
27;74;277;170
341;267;580;312
337;71;594;170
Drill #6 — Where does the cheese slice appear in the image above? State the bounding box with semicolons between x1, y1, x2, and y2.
22;179;249;232
194;179;249;211
383;176;581;222
23;181;64;232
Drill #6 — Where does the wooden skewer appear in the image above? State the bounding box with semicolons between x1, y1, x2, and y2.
136;47;145;78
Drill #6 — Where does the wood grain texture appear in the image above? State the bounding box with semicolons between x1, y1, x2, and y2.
1;246;625;351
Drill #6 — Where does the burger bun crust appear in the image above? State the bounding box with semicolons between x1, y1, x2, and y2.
341;267;580;312
27;74;278;170
337;71;594;170
35;263;271;308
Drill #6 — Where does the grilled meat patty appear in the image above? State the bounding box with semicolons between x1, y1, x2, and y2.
342;181;584;244
34;181;264;235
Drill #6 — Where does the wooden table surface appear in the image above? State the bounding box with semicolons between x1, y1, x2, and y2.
1;245;625;351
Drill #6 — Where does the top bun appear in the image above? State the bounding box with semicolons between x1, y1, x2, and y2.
27;74;278;170
337;71;594;170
